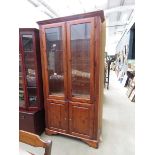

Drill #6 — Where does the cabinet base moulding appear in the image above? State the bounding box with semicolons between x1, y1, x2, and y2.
45;128;99;148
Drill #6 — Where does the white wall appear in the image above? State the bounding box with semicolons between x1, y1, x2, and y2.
18;0;50;28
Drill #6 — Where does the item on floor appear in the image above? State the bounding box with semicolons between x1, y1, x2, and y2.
37;10;106;148
19;130;52;155
19;28;45;135
129;88;135;102
117;70;125;83
126;77;135;102
110;61;116;70
121;74;128;87
125;70;135;87
104;55;115;89
104;60;111;89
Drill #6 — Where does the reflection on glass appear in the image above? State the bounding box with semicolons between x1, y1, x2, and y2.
19;53;25;107
71;23;91;98
45;27;64;96
22;34;37;106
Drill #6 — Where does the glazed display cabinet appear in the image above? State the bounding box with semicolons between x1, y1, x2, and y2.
37;10;106;148
19;28;45;135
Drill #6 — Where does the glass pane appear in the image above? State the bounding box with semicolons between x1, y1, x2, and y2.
71;23;91;98
19;53;25;107
45;27;64;96
22;34;38;106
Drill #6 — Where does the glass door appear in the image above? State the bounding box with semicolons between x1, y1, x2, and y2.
19;51;26;108
41;22;67;100
21;33;38;108
67;18;95;103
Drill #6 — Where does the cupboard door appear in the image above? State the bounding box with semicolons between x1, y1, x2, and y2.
69;102;94;138
41;23;67;100
19;51;26;108
67;18;95;103
20;32;39;108
47;100;68;132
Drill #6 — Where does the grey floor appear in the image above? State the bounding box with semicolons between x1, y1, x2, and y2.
20;71;135;155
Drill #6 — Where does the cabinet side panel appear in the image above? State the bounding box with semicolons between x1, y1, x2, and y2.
93;17;100;139
93;17;106;141
38;26;49;128
98;21;106;140
35;30;44;108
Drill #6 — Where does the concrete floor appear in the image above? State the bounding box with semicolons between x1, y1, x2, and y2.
20;71;135;155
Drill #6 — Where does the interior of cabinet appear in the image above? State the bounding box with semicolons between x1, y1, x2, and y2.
45;27;64;96
19;52;25;108
22;34;38;107
70;23;91;98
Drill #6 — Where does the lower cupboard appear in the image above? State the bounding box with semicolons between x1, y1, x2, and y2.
46;100;94;139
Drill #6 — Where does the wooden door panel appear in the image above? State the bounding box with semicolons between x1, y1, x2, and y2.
47;101;68;132
69;102;94;138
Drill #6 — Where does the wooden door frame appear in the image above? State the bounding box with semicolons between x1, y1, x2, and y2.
40;22;68;101
66;17;95;104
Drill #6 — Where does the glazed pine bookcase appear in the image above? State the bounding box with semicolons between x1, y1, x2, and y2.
37;10;106;148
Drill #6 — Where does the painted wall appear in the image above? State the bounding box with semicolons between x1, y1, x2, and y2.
18;0;50;28
116;23;135;60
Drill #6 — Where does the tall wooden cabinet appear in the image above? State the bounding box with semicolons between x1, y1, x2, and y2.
19;28;45;135
37;10;106;148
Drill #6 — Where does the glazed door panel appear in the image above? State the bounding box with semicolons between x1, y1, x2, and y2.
19;51;26;108
41;23;67;100
20;31;39;109
47;101;68;132
22;34;38;107
67;18;95;103
69;102;94;138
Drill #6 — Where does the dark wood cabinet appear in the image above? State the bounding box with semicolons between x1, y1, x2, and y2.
37;10;106;148
19;28;45;135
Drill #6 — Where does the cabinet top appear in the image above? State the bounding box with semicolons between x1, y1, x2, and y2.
19;28;39;32
37;10;105;25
